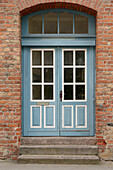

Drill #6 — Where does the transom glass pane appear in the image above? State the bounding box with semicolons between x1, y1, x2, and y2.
59;12;73;34
44;51;53;65
28;12;90;35
29;15;42;34
75;15;88;34
44;12;57;34
32;51;42;66
64;51;73;65
76;51;85;65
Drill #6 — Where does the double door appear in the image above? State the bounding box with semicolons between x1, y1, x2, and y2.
22;47;95;136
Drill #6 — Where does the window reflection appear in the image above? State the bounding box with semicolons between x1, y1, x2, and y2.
28;12;89;34
44;51;53;65
32;68;42;83
44;12;57;34
64;85;73;100
44;85;53;100
76;68;85;82
64;51;73;65
76;85;85;100
32;51;42;66
59;12;73;34
75;15;88;34
29;15;42;34
76;51;85;65
33;85;42;100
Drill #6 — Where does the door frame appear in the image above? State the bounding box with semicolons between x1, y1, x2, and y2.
21;7;96;137
59;47;95;136
22;46;95;136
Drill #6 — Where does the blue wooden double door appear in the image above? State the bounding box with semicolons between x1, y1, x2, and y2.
23;46;95;136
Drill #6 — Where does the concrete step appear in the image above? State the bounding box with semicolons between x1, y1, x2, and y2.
19;145;98;155
21;137;96;145
17;155;99;164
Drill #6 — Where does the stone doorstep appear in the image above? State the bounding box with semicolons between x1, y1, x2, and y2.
17;155;99;164
18;136;99;164
21;137;97;145
19;145;98;155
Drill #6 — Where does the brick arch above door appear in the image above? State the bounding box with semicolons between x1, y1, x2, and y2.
19;2;97;17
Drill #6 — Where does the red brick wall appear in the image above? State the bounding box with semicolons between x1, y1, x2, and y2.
0;0;113;160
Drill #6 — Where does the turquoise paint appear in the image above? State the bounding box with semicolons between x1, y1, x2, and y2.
46;107;54;127
21;9;96;136
64;107;72;127
21;9;96;37
21;38;96;47
32;107;40;126
59;47;94;136
22;47;95;136
77;107;85;126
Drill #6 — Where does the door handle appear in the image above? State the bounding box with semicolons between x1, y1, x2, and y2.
60;90;62;101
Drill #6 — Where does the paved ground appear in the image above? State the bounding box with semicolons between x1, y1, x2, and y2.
1;161;113;170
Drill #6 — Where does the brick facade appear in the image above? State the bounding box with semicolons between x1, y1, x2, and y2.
0;0;113;160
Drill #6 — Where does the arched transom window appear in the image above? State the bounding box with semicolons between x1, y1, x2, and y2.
22;9;95;36
29;12;88;34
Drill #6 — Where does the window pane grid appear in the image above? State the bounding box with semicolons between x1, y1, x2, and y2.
31;49;55;101
63;49;86;101
28;12;89;34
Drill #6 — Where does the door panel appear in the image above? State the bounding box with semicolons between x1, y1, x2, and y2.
59;47;94;136
23;47;59;136
22;47;95;136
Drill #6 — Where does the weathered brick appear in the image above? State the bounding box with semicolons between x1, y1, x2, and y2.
0;0;113;161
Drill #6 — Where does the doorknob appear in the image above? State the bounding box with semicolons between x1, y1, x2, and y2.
60;90;62;101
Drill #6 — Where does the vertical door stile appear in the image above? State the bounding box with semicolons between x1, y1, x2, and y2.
57;47;60;134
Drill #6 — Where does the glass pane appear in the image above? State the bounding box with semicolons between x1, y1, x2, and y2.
44;68;53;83
76;85;85;100
29;15;42;34
75;15;88;34
44;12;57;34
76;68;85;82
32;68;42;83
32;51;42;66
64;85;73;100
44;85;53;100
76;51;85;65
64;51;73;65
33;85;42;100
64;68;73;83
44;51;53;65
59;12;73;34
